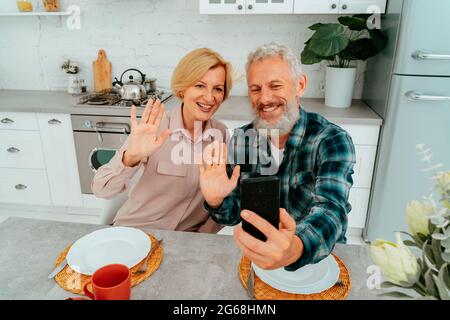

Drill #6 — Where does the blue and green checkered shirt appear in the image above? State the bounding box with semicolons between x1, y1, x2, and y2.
205;106;356;271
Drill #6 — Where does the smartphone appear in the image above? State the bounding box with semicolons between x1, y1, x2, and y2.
240;176;280;242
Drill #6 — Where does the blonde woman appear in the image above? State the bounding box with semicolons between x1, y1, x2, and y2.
92;48;232;233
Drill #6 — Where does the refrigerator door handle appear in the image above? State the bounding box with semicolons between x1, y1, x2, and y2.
406;91;450;101
412;51;450;60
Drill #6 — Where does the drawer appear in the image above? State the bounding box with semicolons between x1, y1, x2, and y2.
0;112;39;131
0;130;45;169
347;187;370;229
352;145;377;188
0;168;51;205
338;124;380;146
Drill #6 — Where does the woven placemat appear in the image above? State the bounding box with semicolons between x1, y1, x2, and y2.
54;233;163;295
238;254;351;300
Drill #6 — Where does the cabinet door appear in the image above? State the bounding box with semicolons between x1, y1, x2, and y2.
247;0;294;14
37;113;83;207
348;187;370;229
0;112;39;131
293;0;338;14
0;130;45;169
339;0;386;14
199;0;246;14
353;145;377;189
0;168;52;205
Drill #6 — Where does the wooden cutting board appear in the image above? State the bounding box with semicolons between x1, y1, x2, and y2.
93;49;112;92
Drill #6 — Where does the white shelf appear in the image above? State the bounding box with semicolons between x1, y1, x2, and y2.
0;11;70;16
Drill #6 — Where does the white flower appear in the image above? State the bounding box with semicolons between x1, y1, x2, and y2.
436;171;450;209
370;233;421;287
406;200;434;237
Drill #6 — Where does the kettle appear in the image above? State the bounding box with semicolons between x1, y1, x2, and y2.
113;68;147;100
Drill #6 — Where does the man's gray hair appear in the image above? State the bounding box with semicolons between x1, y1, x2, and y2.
245;42;303;81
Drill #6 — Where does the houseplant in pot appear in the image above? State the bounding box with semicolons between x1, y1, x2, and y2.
61;59;80;94
301;15;387;108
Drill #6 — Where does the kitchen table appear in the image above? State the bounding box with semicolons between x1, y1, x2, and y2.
0;217;388;300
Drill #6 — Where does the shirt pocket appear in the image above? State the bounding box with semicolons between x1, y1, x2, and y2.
155;161;190;198
157;161;188;177
288;171;316;215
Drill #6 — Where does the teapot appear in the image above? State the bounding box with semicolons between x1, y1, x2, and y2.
113;68;147;100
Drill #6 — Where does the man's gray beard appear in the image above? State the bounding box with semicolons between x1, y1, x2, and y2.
252;102;300;136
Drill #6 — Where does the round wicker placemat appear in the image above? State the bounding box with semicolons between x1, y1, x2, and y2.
54;233;163;295
238;254;351;300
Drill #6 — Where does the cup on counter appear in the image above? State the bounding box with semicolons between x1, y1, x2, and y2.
83;264;131;300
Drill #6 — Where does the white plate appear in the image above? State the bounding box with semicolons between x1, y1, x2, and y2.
66;227;151;275
252;255;340;294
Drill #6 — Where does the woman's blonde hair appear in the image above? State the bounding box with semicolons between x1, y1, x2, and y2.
171;48;233;100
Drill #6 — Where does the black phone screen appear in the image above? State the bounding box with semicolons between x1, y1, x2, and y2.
240;176;280;242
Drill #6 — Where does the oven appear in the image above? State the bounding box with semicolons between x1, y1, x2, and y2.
71;114;131;194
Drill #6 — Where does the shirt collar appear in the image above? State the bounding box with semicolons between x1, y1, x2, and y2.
286;105;307;150
169;103;214;143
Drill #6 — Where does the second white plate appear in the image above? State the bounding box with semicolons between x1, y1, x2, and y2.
252;255;340;294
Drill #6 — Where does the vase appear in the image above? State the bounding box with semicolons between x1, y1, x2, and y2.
67;74;80;94
325;66;357;108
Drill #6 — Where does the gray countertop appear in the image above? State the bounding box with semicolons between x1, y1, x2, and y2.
0;90;382;126
0;217;389;300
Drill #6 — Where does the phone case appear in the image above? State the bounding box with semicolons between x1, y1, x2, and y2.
240;176;280;242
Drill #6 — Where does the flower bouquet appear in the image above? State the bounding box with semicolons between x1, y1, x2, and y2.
370;144;450;300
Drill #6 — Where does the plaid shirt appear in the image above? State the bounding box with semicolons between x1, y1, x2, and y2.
205;106;356;270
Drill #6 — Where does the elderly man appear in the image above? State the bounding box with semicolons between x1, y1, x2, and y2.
199;42;356;271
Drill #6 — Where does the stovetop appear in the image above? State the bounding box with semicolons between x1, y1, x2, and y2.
75;88;173;108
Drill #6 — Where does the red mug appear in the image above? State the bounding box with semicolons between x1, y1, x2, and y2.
83;264;131;300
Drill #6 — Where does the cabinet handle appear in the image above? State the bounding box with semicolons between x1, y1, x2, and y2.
406;91;450;101
7;147;20;153
412;51;450;61
237;4;243;10
15;184;27;190
48;118;62;125
1;117;14;124
342;4;348;10
248;4;253;10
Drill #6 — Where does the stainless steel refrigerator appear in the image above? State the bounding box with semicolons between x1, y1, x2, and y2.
363;0;450;241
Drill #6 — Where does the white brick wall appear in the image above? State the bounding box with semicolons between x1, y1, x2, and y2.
0;0;367;97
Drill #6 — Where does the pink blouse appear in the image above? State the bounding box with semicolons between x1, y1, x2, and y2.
91;105;228;233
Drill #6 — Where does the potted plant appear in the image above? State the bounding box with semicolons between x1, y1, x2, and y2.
301;15;387;108
61;59;80;94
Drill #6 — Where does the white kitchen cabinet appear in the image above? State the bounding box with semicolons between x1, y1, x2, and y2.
352;145;377;189
37;113;83;207
294;0;339;14
339;0;386;14
0;112;39;131
0;130;46;169
347;187;370;228
293;0;386;14
0;168;52;205
200;0;294;14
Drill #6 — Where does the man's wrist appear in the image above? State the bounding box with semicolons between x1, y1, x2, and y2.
289;235;304;265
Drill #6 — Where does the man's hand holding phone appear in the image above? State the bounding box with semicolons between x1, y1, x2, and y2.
234;208;304;270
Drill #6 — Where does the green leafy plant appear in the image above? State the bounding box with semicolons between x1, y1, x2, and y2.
61;59;79;74
370;144;450;300
301;14;387;68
